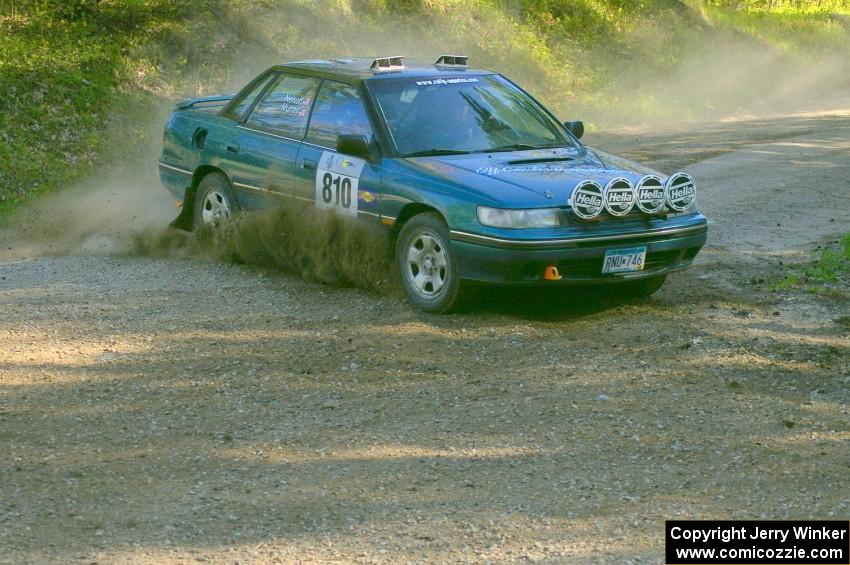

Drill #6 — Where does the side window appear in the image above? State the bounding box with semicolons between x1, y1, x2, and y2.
246;74;321;139
305;81;373;148
225;72;277;121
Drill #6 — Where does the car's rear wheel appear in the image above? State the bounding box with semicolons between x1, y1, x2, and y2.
193;173;237;227
396;212;463;313
621;274;667;298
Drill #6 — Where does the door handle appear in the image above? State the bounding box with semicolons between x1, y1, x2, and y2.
226;144;240;153
302;159;317;171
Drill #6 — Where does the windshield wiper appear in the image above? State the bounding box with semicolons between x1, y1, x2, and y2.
403;148;471;157
488;143;564;152
487;143;540;152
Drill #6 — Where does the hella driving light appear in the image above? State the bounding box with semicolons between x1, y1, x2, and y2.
665;172;697;212
477;206;566;229
570;180;605;219
603;177;636;217
635;175;666;214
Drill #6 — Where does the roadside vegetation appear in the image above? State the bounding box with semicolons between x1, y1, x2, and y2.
0;1;165;214
774;234;850;297
2;0;850;213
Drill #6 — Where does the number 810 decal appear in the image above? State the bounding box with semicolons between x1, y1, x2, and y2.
321;172;353;208
315;151;366;218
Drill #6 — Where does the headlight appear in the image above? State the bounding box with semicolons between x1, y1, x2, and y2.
477;206;566;228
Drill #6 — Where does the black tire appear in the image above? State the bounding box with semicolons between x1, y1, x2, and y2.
396;212;463;313
192;173;238;228
620;274;667;298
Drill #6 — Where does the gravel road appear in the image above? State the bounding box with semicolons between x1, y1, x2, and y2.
1;108;849;564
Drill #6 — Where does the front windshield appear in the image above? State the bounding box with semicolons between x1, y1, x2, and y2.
368;74;575;157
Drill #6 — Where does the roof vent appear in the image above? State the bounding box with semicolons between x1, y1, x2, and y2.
435;55;469;67
370;56;405;72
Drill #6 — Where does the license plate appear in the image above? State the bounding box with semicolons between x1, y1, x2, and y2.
602;246;647;273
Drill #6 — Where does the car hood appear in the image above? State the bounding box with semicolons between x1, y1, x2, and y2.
401;146;661;207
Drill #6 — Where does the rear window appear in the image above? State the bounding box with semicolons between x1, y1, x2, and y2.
225;72;277;120
246;74;321;138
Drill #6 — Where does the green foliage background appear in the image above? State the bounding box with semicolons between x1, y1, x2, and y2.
1;0;849;208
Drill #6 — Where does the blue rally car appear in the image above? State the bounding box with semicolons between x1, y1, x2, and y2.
159;55;707;312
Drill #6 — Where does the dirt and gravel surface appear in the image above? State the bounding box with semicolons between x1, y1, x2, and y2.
2;108;849;564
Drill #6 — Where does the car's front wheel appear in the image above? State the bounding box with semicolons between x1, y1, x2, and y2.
193;173;238;227
396;212;463;313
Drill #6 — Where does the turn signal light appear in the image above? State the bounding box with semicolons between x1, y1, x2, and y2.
544;265;562;280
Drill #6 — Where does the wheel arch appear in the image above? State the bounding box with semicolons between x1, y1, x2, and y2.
188;165;230;207
392;203;447;242
170;165;231;231
392;203;463;313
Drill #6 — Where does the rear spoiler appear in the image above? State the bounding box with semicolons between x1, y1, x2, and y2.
175;94;234;110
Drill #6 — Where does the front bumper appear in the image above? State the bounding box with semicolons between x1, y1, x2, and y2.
450;222;708;284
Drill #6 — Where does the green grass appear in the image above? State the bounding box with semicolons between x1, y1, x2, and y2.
0;8;112;203
702;5;850;61
0;0;241;210
773;234;850;295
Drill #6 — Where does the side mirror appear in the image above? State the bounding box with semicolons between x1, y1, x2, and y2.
564;120;584;140
336;134;371;159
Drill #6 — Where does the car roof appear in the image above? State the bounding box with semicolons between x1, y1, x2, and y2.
276;57;496;82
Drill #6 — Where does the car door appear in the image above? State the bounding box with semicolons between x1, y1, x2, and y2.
227;73;321;208
213;71;277;210
294;80;382;222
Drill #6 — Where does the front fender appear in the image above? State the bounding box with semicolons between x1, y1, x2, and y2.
379;160;490;230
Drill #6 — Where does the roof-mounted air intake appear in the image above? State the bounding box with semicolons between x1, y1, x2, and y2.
435;55;469;67
370;56;405;72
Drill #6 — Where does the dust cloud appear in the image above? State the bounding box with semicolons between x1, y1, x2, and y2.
131;203;399;294
0;162;175;259
607;30;850;125
0;164;399;293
